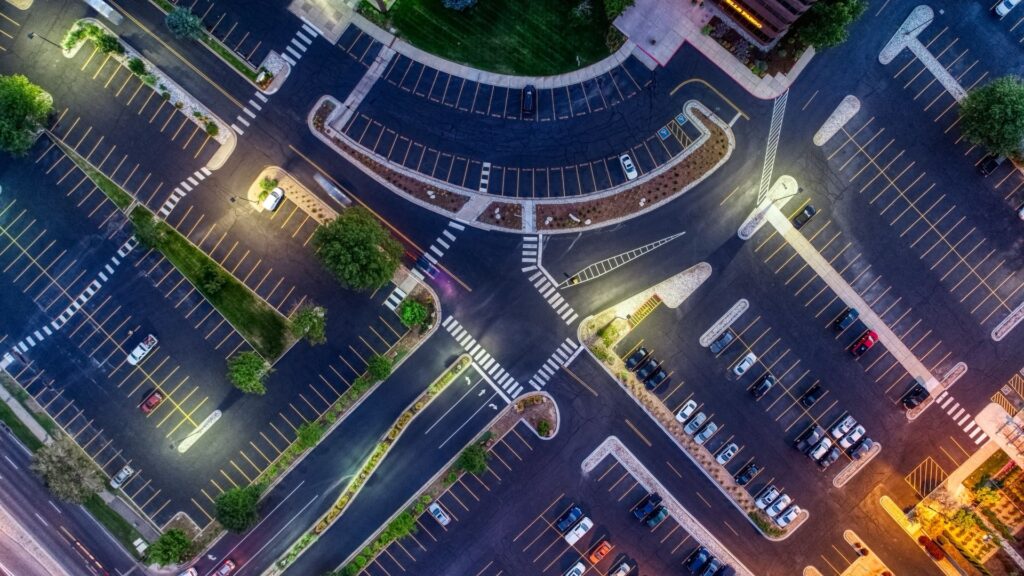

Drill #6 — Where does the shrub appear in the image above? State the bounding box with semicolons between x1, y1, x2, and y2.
215;485;262;532
165;7;204;40
0;74;53;156
290;304;327;345
204;121;219;137
443;470;457;485
146;529;190;565
95;33;124;54
603;0;634;20
536;419;551;437
597;323;618;347
198;262;226;295
227;351;271;395
366;354;393;381
127;57;146;75
455;444;488;475
260;176;279;193
141;73;157;86
296;421;325;450
397;299;429;328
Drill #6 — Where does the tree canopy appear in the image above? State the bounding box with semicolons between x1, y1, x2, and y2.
215;485;262;532
290;304;327;345
960;76;1024;157
227;351;271;395
0;74;51;156
146;529;191;565
31;436;103;503
794;0;867;49
312;207;403;292
165;8;204;40
455;444;489;474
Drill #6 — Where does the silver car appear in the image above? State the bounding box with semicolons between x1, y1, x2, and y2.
831;415;857;439
427;502;450;527
684;412;707;435
716;443;738;464
694;421;718;445
619;154;638;180
755;485;780;510
776;505;801;527
675;399;698;422
733;352;757;376
110;465;135;490
766;494;792;518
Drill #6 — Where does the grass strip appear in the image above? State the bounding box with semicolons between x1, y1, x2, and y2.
0;399;44;451
52;137;133;210
83;494;144;557
201;35;259;82
129;206;288;358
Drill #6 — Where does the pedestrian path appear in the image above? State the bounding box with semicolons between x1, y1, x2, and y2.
757;90;788;204
410;220;463;280
383;286;406;311
933;390;989;445
521;235;579;325
442;316;522;399
559;230;685;288
156;167;212;218
529;338;581;390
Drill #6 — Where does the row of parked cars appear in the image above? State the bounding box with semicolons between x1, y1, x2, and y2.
752;483;801;528
793;414;874;470
556;504;635;576
685;545;735;576
625;346;670;390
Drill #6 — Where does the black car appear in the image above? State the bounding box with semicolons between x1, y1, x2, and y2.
792;205;817;229
800;383;824;407
644;505;669;527
522;85;536;116
979;154;1006;177
902;383;929;409
625;347;651;371
556;505;583;532
817;446;841;469
699;559;722;576
848;437;874;459
710;331;734;354
751;373;775;399
685;546;710;573
734;462;760;485
833;307;859;331
794;425;825;453
632;493;662;520
645;368;669;390
635;357;660;382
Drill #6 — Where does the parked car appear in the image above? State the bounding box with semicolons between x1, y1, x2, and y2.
684;412;707;435
850;330;877;357
755;485;780;510
625;347;651;371
564;561;586;576
619;154;639;180
635;357;660;382
710;331;734;353
699;558;722;576
610;560;634;576
794;425;825;453
903;383;929;409
645;367;670;390
262;186;285;211
791;205;817;229
215;560;237;576
808;437;832;461
632;493;662;520
716;443;739;465
979;155;1004;177
839;425;866;450
1018;205;1024;221
675;399;698;422
833;307;859;331
849;437;875;459
110;465;134;490
177;569;198;576
140;390;163;414
556;505;584;532
734;462;760;486
428;502;451;527
818;446;841;469
644;505;669;527
564;517;593;545
127;334;157;366
733;352;757;376
995;0;1022;17
589;540;613;563
522;85;536;116
694;421;718;445
831;415;857;439
776;506;801;527
685;546;711;573
765;494;791;518
751;373;775;399
800;383;824;407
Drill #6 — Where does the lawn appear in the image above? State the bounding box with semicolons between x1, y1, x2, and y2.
370;0;620;76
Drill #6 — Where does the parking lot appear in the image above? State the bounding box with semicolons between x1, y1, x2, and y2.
0;4;20;53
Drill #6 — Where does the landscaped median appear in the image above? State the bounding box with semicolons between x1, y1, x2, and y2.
266;354;473;575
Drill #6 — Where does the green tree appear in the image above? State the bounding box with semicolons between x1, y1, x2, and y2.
198;262;226;295
30;437;103;503
455;444;489;474
215;485;262;532
974;486;1001;508
291;304;327;345
312;207;403;292
130;209;168;248
146;529;191;565
0;74;52;156
295;421;324;450
397;299;428;328
227;351;271;395
94;33;124;54
259;177;278;201
366;354;393;381
127;57;146;76
960;76;1024;158
793;0;867;49
950;507;981;531
165;8;204;40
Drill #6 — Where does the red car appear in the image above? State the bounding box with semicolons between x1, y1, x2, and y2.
215;560;237;575
850;330;877;357
140;391;163;414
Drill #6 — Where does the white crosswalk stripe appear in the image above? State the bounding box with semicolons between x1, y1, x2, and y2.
444;317;521;399
529;338;580;390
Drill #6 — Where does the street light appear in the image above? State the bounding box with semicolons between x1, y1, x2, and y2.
27;32;61;49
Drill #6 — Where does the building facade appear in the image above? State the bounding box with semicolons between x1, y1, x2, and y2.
709;0;817;49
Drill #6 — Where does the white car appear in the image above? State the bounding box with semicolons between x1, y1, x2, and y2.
110;465;135;490
127;334;157;366
996;0;1021;17
565;562;586;576
684;412;707;435
808;438;832;461
765;494;791;518
619;154;638;180
564;517;593;545
839;424;866;450
831;415;857;439
733;352;757;376
1018;205;1024;221
776;505;801;527
177;570;198;576
755;486;780;510
716;443;738;464
262;186;285;211
694;421;718;445
675;399;698;422
610;560;634;576
427;502;450;527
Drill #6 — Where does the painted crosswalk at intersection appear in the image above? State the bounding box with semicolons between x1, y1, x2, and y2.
933;390;988;445
442;316;522;400
529;338;581;390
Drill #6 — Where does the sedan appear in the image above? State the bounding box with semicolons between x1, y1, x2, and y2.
808;437;831;461
831;415;857;439
839;424;866;449
694;421;718;445
733;352;757;376
635;357;660;382
776;506;801;527
140;391;163;414
556;505;583;532
751;373;775;399
215;561;237;576
262;186;285;211
632;493;661;520
850;330;877;357
734;462;759;486
625;347;651;371
675;399;698;422
800;383;824;407
564;562;585;576
644;506;669;527
710;331;733;353
755;486;780;510
716;443;738;465
428;503;451;527
791;205;817;229
684;412;707;435
765;494;791;518
620;154;638;180
849;437;874;459
644;367;669;390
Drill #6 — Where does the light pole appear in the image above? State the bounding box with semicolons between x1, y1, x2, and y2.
27;32;61;49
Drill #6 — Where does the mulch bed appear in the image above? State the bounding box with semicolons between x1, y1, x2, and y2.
536;109;730;230
314;101;471;214
475;201;523;230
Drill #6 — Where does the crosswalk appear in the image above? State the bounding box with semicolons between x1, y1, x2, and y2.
384;286;406;311
933;390;989;445
521;235;539;270
157;167;212;218
756;90;788;204
529;338;581;390
411;220;464;281
442;316;522;399
527;269;578;325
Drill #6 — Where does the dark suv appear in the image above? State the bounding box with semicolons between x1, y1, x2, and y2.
625;347;651;371
556;505;583;532
685;546;710;573
632;493;662;520
794;426;825;453
800;383;824;407
979;154;1005;177
734;462;760;485
636;358;660;382
833;307;859;331
902;384;929;409
645;367;669;390
791;205;817;229
751;373;775;399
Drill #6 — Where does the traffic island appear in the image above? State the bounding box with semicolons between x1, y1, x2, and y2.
245;167;337;223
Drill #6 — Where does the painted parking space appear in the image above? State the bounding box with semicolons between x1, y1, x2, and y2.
0;4;21;53
173;0;271;69
337;25;383;68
